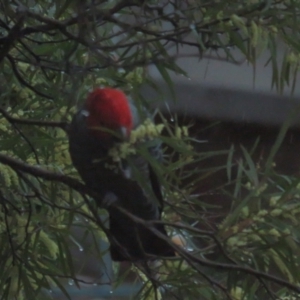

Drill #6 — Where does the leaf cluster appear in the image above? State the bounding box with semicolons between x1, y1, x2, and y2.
1;0;300;299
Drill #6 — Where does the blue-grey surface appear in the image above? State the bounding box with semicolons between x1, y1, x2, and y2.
141;82;300;128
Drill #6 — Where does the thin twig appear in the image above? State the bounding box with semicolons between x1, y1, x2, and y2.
6;54;53;99
0;108;69;132
115;206;300;294
0;154;298;293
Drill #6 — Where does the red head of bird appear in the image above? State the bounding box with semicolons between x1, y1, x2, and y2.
84;88;133;139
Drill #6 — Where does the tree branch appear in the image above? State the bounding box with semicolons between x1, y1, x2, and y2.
6;54;53;99
0;153;89;196
115;206;300;294
0;13;25;63
0;108;69;132
0;152;299;293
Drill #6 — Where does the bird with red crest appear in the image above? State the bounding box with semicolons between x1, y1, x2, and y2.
68;87;175;261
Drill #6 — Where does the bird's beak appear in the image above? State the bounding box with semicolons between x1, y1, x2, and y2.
81;110;90;117
119;126;129;140
117;126;130;141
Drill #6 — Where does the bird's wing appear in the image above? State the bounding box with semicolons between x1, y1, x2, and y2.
69;109;161;219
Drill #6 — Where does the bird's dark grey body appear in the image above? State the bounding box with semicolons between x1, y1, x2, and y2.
68;108;174;261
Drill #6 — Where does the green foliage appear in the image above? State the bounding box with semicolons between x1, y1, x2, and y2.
1;0;300;299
